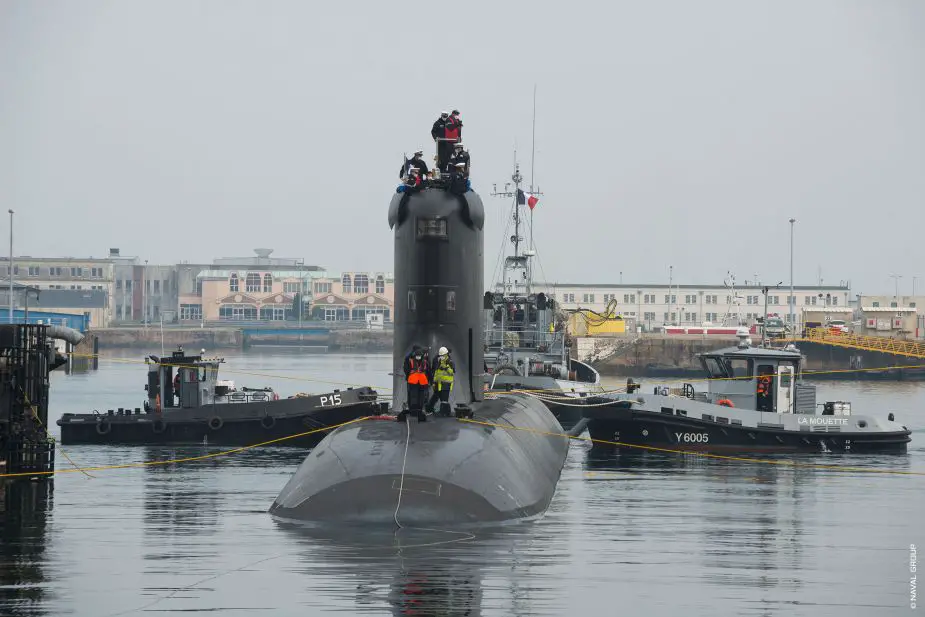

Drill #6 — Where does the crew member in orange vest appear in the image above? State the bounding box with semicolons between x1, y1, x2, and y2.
398;345;430;422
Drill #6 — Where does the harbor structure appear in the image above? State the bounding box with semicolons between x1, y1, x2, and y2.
541;281;851;330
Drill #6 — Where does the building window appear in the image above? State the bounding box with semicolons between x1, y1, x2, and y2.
263;273;273;293
245;272;261;293
27;266;40;277
872;301;880;307
624;294;636;303
911;302;917;308
126;280;132;290
71;267;83;277
230;273;239;292
644;312;656;321
314;282;332;294
583;293;595;303
145;280;150;292
375;275;385;294
670;295;676;304
670;312;677;323
354;274;369;294
259;306;290;321
91;267;103;278
153;280;160;293
49;267;62;276
831;297;838;306
685;294;696;304
664;294;671;303
352;305;391;321
180;304;202;320
890;301;898;308
283;282;300;294
342;274;352;294
219;303;257;320
116;279;122;290
564;293;575;303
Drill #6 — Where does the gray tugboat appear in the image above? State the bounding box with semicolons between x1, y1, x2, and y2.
57;346;381;447
584;330;911;453
483;162;604;429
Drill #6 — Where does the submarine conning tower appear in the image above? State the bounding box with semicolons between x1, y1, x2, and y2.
387;186;486;410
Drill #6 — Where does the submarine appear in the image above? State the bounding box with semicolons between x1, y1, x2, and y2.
270;169;570;525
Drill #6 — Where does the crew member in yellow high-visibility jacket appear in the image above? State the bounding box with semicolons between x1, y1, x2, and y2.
426;346;455;416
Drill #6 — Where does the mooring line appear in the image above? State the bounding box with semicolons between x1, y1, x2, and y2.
457;418;925;477
0;416;371;479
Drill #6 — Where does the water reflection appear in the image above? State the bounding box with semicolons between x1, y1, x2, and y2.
0;481;54;617
277;522;546;616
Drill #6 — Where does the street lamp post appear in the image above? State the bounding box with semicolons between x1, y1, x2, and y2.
788;218;795;336
7;209;13;323
298;259;305;331
143;259;148;328
891;273;903;305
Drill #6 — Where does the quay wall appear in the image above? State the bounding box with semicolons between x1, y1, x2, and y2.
91;326;395;352
588;334;925;380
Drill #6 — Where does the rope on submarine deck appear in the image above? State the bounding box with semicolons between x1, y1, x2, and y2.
391;414;476;546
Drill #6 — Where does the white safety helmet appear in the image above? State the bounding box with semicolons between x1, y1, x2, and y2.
454;142;464;149
438;346;448;356
414;149;423;155
441;110;449;117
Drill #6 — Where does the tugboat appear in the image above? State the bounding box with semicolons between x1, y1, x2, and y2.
57;346;381;447
483;162;604;429
584;330;911;453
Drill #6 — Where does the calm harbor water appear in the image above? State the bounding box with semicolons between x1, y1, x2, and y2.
2;350;923;616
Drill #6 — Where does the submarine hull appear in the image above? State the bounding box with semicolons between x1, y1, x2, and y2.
269;394;568;525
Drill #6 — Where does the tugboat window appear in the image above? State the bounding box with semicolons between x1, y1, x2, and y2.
703;357;727;379
408;291;416;311
724;358;752;379
416;217;448;239
446;291;457;311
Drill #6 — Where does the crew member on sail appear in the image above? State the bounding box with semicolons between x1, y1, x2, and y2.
399;149;429;179
437;110;462;170
399;345;430;422
426;347;455;416
447;142;470;175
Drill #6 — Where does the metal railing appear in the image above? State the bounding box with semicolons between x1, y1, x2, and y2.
802;327;925;359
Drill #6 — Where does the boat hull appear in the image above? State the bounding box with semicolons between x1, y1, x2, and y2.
584;403;911;454
57;388;381;447
270;394;569;525
485;374;600;431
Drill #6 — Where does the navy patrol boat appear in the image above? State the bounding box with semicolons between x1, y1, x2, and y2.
57;346;380;447
584;330;911;453
270;154;569;525
483;163;603;430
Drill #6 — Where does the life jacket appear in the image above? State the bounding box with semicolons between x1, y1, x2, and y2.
444;116;460;140
757;376;771;395
407;357;429;386
433;357;454;390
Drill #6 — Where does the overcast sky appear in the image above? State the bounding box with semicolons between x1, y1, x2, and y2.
2;1;923;295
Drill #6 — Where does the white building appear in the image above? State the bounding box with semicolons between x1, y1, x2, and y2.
541;282;851;329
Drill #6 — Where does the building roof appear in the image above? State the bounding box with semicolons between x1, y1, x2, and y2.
861;306;917;313
197;269;329;280
801;307;853;313
539;282;850;291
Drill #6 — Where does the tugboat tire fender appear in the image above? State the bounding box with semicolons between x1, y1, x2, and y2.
208;416;224;431
152;418;167;433
96;420;111;435
260;415;276;429
717;399;734;407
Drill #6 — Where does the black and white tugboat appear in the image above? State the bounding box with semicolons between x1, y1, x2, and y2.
483;162;603;429
584;330;911;453
57;346;381;447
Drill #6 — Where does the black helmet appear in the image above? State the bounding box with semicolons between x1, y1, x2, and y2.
451;109;460;115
